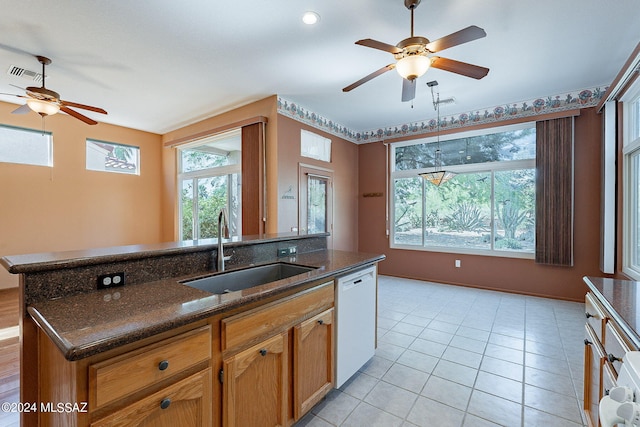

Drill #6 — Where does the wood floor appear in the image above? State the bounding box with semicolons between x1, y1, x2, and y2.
0;288;20;427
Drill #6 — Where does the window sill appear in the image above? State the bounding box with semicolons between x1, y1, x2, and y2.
389;243;535;260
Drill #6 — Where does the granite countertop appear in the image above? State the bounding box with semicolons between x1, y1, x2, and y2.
28;250;384;361
584;276;640;348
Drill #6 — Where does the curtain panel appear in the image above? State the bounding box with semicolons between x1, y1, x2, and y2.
535;117;574;266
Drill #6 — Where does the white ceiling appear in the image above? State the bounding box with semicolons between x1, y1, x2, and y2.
0;1;639;136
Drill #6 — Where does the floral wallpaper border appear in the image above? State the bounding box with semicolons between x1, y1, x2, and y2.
277;85;607;144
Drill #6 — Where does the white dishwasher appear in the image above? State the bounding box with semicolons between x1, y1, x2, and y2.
335;264;377;388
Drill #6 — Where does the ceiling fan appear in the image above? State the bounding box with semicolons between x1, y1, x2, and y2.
2;55;107;125
342;0;489;102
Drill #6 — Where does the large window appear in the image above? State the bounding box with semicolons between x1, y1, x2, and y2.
178;129;241;241
391;123;536;257
623;82;640;279
0;124;52;167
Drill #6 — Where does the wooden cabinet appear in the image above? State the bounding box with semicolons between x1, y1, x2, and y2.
223;332;288;427
584;324;604;427
583;291;639;427
38;323;212;427
293;308;334;420
221;281;335;426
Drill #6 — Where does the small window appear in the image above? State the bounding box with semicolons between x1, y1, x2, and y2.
301;130;331;162
86;140;140;175
0;125;52;167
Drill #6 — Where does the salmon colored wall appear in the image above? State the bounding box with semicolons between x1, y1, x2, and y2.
276;115;358;251
358;107;604;301
0;101;163;289
161;96;279;239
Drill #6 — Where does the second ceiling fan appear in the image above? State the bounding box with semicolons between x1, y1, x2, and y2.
343;0;489;102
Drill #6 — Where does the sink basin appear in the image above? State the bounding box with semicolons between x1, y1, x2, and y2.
181;262;316;294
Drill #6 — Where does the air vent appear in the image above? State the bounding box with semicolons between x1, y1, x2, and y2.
7;65;44;83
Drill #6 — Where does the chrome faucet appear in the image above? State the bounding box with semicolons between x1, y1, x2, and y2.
217;208;230;272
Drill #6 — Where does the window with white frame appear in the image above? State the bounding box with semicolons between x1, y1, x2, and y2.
301;129;331;162
623;81;640;279
391;123;536;257
178;129;242;241
86;139;140;174
0;124;52;167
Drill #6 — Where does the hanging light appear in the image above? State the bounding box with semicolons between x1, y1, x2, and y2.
396;54;431;80
26;98;60;116
419;81;456;186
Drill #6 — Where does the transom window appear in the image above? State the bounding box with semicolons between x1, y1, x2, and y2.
391;123;536;257
0;124;52;167
86;139;140;174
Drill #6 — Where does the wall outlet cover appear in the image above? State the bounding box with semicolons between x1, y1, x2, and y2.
97;272;125;289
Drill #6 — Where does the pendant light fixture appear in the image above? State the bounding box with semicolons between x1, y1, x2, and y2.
419;81;456;185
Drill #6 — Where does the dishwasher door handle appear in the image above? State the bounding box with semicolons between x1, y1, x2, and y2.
342;277;368;291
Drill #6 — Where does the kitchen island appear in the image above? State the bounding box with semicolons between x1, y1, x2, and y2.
1;233;384;427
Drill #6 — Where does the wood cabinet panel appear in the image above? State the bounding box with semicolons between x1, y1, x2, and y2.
222;282;333;351
223;332;288;427
293;308;334;420
91;368;211;427
584;324;604;427
604;321;631;374
585;292;606;342
89;325;211;409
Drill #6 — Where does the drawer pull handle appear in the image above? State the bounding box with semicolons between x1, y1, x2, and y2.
259;349;267;356
318;319;324;325
160;398;171;410
608;353;622;363
158;360;170;371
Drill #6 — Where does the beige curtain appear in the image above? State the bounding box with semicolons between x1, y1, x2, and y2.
535;117;573;266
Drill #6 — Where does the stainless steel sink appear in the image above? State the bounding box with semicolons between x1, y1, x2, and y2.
181;262;316;294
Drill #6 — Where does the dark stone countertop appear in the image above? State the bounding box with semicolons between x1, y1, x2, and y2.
584;276;640;348
28;250;384;361
1;232;321;274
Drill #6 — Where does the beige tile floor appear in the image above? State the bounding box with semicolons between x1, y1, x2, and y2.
296;275;586;427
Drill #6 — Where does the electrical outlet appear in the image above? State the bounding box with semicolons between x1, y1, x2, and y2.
455;260;461;268
277;246;298;257
97;272;125;289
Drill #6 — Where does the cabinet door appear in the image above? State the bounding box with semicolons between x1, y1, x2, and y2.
223;332;288;427
293;308;334;421
584;325;604;427
91;368;212;427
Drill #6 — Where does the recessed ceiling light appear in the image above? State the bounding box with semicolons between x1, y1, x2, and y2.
302;11;320;25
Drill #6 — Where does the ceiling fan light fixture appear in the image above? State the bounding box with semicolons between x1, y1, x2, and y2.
396;54;431;80
26;98;60;116
302;11;320;25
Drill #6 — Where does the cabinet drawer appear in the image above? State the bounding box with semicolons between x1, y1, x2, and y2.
89;325;211;409
91;368;212;427
585;293;606;343
604;322;631;374
222;281;334;352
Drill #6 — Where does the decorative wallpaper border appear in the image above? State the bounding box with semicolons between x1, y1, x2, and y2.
277;85;608;144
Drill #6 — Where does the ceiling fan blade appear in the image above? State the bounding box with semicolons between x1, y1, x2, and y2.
430;57;489;79
60;106;98;125
343;64;396;92
60;100;107;115
11;104;31;114
401;79;416;102
426;25;486;53
356;39;403;54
